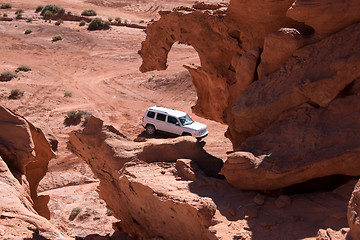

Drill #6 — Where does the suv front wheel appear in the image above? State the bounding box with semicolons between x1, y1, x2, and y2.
146;124;156;135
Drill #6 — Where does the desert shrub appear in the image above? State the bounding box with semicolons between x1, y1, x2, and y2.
42;10;53;18
123;19;128;24
108;17;112;22
3;13;8;17
106;209;113;216
55;19;63;26
24;29;32;34
79;20;86;26
35;5;43;13
65;110;92;125
40;4;65;17
26;18;32;22
115;17;121;23
81;9;96;16
15;9;23;18
15;9;23;14
0;3;11;9
16;65;31;72
139;19;144;24
87;17;110;31
64;91;72;97
52;35;62;41
82;111;92;124
69;207;81;221
0;71;17;81
9;89;24;99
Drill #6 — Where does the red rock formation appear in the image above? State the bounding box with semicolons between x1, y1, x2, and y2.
0;106;67;239
68;116;354;240
139;0;360;190
348;179;360;240
68;116;223;178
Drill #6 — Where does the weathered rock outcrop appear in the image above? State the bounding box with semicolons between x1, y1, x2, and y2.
68;116;223;178
68;117;355;240
139;0;360;190
348;179;360;240
0;106;67;239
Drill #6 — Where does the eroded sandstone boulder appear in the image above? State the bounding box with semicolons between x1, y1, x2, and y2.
348;179;360;240
68;116;223;178
0;106;67;239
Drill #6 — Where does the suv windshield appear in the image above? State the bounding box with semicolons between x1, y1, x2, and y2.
179;114;194;126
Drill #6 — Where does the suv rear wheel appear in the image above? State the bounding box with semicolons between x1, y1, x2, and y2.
146;124;156;135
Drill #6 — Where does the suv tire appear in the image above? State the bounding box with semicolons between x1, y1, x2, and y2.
146;124;156;135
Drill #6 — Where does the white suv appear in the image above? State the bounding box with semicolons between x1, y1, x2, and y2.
141;106;208;139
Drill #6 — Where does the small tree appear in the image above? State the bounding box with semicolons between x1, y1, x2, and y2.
81;9;96;16
24;29;32;34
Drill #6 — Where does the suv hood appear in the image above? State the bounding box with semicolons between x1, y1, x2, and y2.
183;121;207;131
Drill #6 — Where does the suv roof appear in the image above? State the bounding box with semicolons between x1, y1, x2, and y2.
147;106;187;118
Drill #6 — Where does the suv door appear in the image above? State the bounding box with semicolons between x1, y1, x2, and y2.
166;115;183;135
154;113;167;132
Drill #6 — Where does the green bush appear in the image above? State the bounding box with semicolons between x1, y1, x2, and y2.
87;18;110;31
42;10;53;18
52;35;62;41
115;17;121;23
123;19;128;24
55;19;63;26
35;5;43;13
0;3;11;9
26;18;32;22
0;71;17;81
9;89;24;99
24;29;32;34
81;9;96;16
40;4;65;17
139;19;144;24
79;20;86;26
108;17;112;22
65;110;92;125
64;91;72;97
16;65;31;72
69;207;81;221
3;13;8;17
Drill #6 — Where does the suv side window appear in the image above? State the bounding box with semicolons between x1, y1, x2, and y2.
156;113;166;121
147;111;155;118
167;116;178;125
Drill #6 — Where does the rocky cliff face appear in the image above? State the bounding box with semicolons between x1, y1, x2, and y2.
139;0;360;190
0;106;68;239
